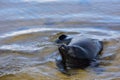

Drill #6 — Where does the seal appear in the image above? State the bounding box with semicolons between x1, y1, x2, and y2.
55;34;103;74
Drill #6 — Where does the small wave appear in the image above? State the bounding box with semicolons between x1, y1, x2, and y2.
0;44;42;52
0;28;119;39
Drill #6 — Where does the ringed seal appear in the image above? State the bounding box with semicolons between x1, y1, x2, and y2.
55;34;103;74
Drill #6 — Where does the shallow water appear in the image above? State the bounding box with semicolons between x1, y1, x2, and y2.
0;0;120;80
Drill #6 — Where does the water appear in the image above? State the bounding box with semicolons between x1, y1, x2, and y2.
0;0;120;80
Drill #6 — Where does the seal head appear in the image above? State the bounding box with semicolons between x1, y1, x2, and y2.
55;34;72;45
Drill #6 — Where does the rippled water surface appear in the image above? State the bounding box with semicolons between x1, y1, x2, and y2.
0;0;120;80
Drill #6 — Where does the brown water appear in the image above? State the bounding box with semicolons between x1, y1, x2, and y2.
0;0;120;80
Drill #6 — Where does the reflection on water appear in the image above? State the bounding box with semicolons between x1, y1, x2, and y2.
0;0;120;80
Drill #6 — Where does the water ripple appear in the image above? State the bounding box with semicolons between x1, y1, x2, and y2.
0;28;119;39
0;44;42;52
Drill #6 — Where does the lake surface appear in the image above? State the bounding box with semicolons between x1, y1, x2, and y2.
0;0;120;80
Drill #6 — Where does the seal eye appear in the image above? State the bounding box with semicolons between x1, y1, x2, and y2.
60;45;67;50
59;44;69;53
61;46;65;50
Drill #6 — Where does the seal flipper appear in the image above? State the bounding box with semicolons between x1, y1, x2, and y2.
98;40;103;55
90;59;99;67
56;56;68;74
